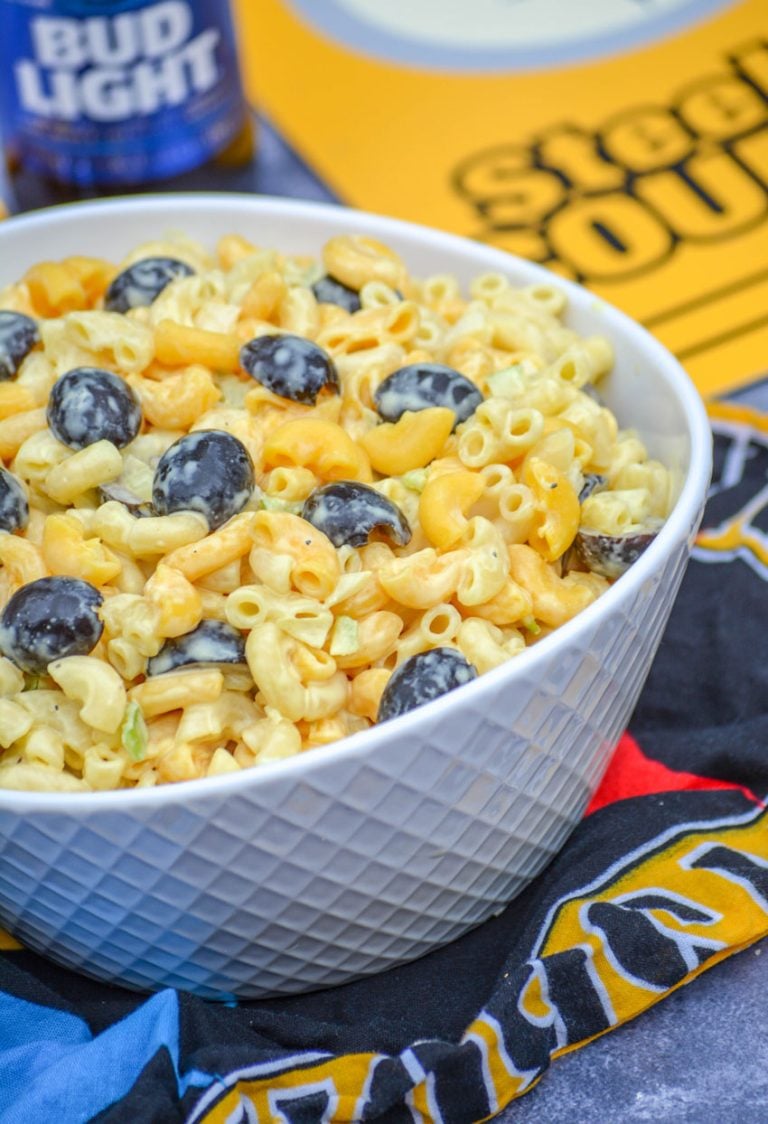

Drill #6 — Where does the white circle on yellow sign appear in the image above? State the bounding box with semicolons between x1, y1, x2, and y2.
287;0;735;70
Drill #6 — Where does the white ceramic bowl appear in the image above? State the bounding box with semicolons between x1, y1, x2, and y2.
0;196;711;999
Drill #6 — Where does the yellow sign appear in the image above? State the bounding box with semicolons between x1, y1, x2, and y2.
237;0;768;397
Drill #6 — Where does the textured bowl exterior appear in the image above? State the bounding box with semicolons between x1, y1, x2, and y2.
0;197;711;998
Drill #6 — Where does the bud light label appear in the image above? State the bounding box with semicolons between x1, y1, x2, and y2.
0;0;247;186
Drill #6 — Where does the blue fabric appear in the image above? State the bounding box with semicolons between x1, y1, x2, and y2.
0;989;210;1123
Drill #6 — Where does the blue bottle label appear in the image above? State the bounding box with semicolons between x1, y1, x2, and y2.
0;0;247;186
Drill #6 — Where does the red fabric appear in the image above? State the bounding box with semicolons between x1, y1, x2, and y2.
585;732;761;815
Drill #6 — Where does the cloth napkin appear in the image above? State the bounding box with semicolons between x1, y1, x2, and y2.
1;400;767;1124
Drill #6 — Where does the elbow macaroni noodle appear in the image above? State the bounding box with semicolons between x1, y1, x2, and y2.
0;231;672;791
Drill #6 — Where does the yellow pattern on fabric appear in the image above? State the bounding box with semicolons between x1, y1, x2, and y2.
195;812;768;1123
538;808;768;1028
706;400;768;435
462;1011;540;1110
200;1053;380;1123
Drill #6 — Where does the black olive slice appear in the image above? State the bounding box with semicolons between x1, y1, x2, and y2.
0;576;103;674
97;482;154;518
152;430;255;531
578;473;608;503
0;467;29;533
378;647;477;722
374;363;483;429
0;311;39;381
240;334;340;405
147;620;246;678
574;524;661;580
47;367;142;450
104;257;194;313
311;275;361;313
301;482;411;548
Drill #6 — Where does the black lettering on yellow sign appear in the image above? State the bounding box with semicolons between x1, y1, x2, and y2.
452;40;768;283
547;194;674;282
636;150;767;243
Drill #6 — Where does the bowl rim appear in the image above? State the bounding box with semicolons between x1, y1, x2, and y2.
0;193;713;812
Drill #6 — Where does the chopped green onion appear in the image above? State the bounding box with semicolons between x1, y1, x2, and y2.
259;494;302;515
521;615;541;636
121;700;148;761
329;616;359;657
487;359;541;398
486;364;526;397
401;469;427;493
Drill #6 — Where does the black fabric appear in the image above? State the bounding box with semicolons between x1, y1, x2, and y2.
93;1051;183;1124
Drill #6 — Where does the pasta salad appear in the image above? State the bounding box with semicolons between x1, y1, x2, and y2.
0;231;671;791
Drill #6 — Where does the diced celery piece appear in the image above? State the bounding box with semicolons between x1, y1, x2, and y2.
121;700;148;761
329;616;359;657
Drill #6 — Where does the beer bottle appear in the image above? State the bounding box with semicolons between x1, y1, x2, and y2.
0;0;256;213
